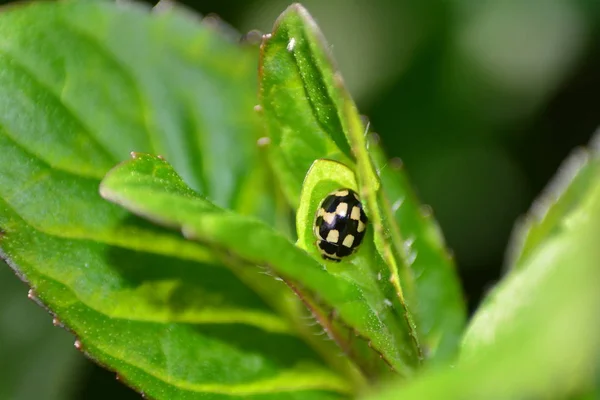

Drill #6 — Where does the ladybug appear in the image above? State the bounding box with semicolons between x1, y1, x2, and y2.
313;188;368;262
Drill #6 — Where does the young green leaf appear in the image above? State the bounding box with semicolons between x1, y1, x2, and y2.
259;4;424;365
0;1;338;398
100;154;420;380
366;163;600;400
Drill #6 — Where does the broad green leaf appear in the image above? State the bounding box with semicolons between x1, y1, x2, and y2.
506;132;600;270
1;165;345;398
0;1;339;398
0;0;263;210
0;262;82;400
366;165;600;400
259;4;421;365
100;154;418;379
1;226;346;399
368;136;466;363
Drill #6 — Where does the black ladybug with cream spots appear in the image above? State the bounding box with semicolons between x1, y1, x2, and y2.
314;188;368;261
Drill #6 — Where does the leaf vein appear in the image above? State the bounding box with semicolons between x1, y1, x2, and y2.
0;49;118;166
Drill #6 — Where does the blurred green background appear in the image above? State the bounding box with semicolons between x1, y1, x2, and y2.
1;0;598;398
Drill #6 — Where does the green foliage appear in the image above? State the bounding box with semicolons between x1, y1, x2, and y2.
259;4;467;368
0;1;342;398
368;142;600;399
0;1;597;400
102;154;418;379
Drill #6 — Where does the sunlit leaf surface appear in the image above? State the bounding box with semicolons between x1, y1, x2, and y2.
0;1;343;398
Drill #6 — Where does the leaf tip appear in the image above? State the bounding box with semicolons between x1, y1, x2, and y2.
272;3;315;35
98;181;113;203
281;3;310;18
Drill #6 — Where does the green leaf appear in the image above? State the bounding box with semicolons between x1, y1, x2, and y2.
0;1;342;398
0;262;82;400
100;153;419;380
368;136;466;363
0;157;345;399
366;158;600;400
259;4;424;366
506;132;600;270
0;1;264;209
